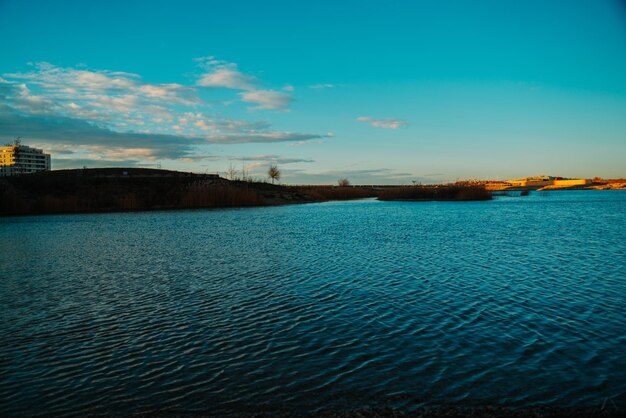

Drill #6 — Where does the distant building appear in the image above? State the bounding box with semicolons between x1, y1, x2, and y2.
0;143;51;176
505;175;554;187
505;175;591;188
553;178;591;187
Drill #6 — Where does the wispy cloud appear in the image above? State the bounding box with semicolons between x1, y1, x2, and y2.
309;84;335;89
0;107;330;156
356;116;407;129
5;62;199;109
195;56;256;90
207;131;330;144
229;154;314;164
286;140;327;147
239;89;292;111
0;60;329;167
195;56;293;111
278;167;417;185
0;107;203;160
1;64;190;130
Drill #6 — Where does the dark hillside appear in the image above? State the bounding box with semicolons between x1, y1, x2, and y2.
0;168;313;216
1;169;494;216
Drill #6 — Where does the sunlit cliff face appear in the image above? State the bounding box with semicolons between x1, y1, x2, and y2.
0;147;17;166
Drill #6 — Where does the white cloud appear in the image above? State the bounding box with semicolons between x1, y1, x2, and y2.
230;154;314;164
240;89;292;110
91;94;138;112
73;70;136;91
6;62;198;106
197;67;256;90
0;60;326;169
195;56;294;111
194;120;210;130
195;56;256;90
286;140;327;147
207;131;332;144
309;83;335;89
356;116;407;129
2;62;198;126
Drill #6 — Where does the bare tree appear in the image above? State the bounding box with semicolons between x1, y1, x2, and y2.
337;178;350;186
268;164;281;184
226;163;238;180
241;162;250;182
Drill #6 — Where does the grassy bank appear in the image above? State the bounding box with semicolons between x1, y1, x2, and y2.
295;185;379;201
0;168;311;216
0;169;494;216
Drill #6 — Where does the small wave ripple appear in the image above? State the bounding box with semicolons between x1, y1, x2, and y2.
1;191;625;415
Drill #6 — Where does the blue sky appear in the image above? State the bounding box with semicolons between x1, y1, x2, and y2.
1;0;625;183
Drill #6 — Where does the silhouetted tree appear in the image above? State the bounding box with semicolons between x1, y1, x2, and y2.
226;164;238;180
241;163;250;182
268;165;281;184
337;178;350;186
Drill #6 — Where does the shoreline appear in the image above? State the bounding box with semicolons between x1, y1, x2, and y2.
1;168;624;217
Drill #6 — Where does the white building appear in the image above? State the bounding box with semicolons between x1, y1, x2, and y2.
0;144;51;176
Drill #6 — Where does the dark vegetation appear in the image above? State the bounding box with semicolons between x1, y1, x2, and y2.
378;185;492;201
0;168;311;216
0;169;493;216
296;186;378;201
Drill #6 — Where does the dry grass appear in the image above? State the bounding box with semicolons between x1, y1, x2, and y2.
179;181;262;208
1;170;495;216
296;186;378;201
0;171;265;216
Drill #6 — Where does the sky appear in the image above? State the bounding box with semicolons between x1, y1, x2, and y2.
1;0;625;184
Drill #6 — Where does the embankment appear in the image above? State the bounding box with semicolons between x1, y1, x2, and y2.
0;168;315;216
0;169;495;216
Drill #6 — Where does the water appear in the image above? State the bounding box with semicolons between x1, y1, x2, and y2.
1;190;625;415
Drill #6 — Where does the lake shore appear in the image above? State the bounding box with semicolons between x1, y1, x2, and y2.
2;168;624;217
0;168;318;216
0;168;492;216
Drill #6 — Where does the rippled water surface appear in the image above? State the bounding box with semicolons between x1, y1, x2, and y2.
1;191;625;415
